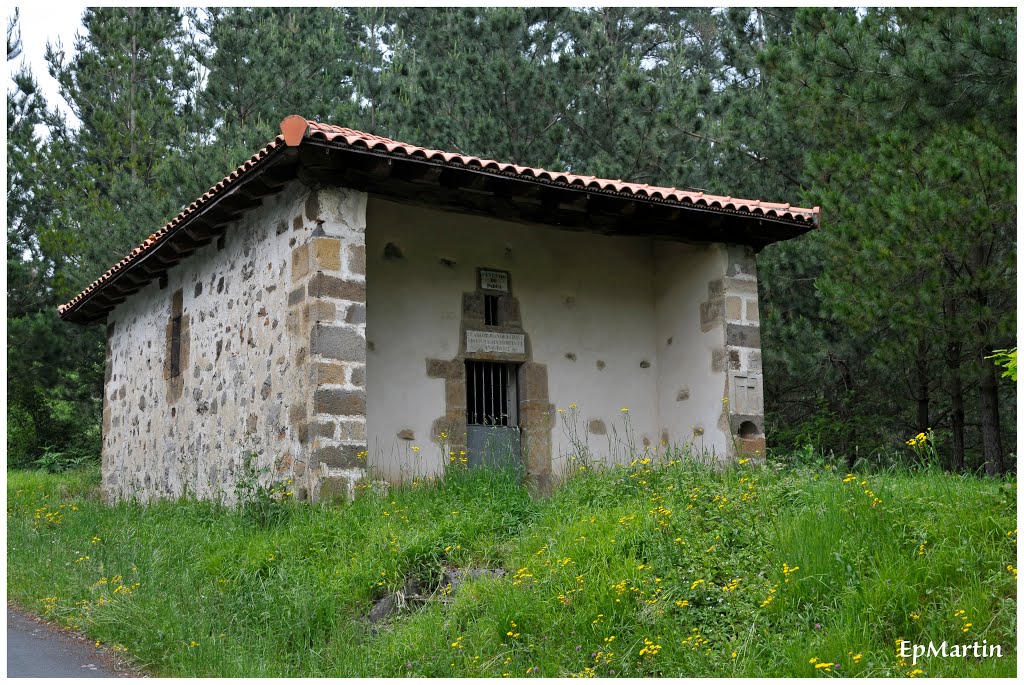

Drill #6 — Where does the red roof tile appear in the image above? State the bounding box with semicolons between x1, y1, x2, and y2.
59;115;819;322
300;119;819;224
58;136;289;319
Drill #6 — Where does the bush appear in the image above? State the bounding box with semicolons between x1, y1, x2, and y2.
33;447;98;474
233;452;295;528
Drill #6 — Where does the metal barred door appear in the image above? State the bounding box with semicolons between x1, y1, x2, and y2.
465;361;521;471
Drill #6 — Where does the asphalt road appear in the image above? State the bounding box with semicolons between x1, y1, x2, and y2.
7;607;133;678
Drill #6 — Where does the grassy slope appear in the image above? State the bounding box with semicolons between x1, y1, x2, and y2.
6;459;1017;677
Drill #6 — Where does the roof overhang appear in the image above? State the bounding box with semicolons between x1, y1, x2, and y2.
59;115;819;324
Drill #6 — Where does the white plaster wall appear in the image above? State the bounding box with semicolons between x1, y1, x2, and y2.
365;198;663;481
654;241;731;458
103;182;315;502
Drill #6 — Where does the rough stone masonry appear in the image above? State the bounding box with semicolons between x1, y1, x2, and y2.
101;182;368;503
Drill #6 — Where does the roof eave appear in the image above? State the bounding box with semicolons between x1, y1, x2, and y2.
58;142;297;324
296;136;817;246
59;115;819;325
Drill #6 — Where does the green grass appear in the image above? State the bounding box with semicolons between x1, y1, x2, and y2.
6;456;1017;677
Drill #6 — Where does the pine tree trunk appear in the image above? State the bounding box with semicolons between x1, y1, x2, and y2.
946;345;966;472
827;356;855;469
915;339;929;433
942;280;965;472
977;346;1005;476
130;31;137;163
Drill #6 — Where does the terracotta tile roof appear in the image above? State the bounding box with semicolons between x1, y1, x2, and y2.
302;118;820;225
57;137;290;320
59;115;819;322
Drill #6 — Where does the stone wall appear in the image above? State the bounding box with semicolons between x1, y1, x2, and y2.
696;244;766;459
101;176;765;503
101;182;370;503
291;188;369;501
720;245;766;457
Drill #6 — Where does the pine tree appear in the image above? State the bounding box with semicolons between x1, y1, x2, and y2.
770;7;1016;472
381;7;580;167
193;7;367;176
7;9;103;465
558;7;722;185
46;6;200;285
8;8;202;466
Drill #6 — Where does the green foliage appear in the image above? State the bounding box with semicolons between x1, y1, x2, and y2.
33;447;97;474
384;7;579;166
233;453;295;529
759;7;1016;470
6;312;104;467
8;7;194;467
190;8;368;173
6;7;1016;471
7;459;1016;677
45;7;198;282
987;348;1017;382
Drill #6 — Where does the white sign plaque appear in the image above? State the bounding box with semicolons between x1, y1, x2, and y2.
479;269;509;292
466;330;525;354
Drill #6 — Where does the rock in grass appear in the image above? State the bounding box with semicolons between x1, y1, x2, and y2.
368;593;399;624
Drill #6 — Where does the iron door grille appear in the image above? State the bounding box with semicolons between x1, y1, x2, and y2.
466;361;517;426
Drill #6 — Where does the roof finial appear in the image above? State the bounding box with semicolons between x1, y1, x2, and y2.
280;115;308;146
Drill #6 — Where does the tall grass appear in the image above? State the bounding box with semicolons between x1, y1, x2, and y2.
6;454;1016;677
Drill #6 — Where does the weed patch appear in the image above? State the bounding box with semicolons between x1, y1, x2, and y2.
6;457;1016;677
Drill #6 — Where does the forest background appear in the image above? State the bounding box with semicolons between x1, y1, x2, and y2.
6;7;1016;474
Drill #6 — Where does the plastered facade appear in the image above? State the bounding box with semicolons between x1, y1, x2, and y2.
364;199;765;485
659;242;766;459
